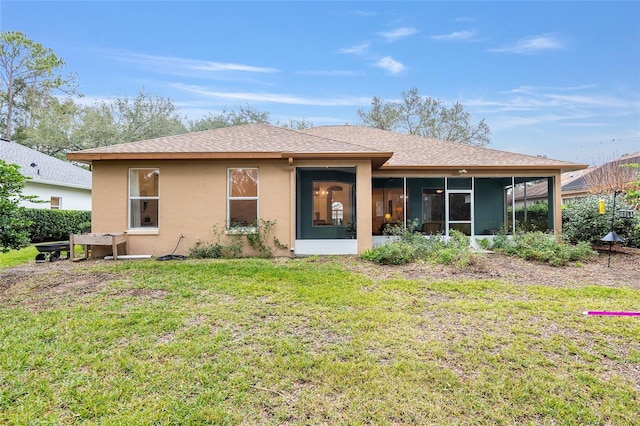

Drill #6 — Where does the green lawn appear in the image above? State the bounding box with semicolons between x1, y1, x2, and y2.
1;256;638;424
0;245;37;270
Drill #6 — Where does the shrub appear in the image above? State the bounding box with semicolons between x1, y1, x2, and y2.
190;219;287;259
562;195;638;247
486;231;597;266
189;241;223;259
20;209;92;243
361;226;476;266
512;201;550;232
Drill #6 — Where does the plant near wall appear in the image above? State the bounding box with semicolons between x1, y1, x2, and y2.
361;224;476;266
190;219;287;259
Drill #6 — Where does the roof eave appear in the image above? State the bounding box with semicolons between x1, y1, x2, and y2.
379;163;588;173
67;150;395;169
66;151;285;161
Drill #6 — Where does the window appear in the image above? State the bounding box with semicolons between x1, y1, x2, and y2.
312;182;353;226
129;168;159;228
50;196;61;210
228;168;258;228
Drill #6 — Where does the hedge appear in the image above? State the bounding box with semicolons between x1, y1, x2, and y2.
21;209;91;243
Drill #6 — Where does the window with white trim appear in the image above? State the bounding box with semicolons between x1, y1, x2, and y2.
129;168;159;228
228;168;258;229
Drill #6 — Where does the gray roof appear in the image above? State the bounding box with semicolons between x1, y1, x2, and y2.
304;125;585;170
68;123;586;172
0;138;92;189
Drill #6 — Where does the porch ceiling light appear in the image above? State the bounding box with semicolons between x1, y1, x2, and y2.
458;169;467;174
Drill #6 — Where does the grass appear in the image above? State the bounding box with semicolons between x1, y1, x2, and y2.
0;255;639;424
0;245;37;270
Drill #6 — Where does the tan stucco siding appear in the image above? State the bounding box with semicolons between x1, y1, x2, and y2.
91;160;292;257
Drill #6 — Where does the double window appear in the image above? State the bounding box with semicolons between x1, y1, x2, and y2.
228;168;258;229
129;168;159;228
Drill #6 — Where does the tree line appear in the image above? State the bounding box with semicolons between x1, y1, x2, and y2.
1;31;491;160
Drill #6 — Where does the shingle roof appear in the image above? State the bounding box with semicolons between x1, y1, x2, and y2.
303;125;584;170
1;138;91;189
67;123;586;172
71;123;386;155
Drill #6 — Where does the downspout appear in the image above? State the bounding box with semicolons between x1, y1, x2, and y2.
288;157;295;254
524;184;528;228
403;176;407;229
511;177;516;234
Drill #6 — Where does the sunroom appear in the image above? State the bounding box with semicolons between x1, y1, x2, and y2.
371;175;559;247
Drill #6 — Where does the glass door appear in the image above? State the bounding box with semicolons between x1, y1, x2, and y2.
447;191;473;236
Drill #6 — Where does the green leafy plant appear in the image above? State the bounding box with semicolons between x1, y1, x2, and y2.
0;160;35;252
192;219;287;259
361;224;476;266
562;195;638;247
20;209;92;242
188;241;223;259
485;230;597;266
510;201;550;232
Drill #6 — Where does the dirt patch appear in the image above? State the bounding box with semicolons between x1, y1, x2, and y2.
0;259;129;309
1;248;639;307
337;246;640;289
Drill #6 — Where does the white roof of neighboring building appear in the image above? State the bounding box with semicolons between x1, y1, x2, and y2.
0;138;92;190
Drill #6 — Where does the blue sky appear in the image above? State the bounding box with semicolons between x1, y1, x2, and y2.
2;1;639;165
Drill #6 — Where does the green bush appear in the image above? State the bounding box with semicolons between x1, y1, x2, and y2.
189;242;223;259
361;226;476;266
512;201;550;232
562;195;639;247
20;209;91;243
486;230;597;266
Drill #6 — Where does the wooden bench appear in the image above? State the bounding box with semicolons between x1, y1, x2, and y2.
70;233;128;261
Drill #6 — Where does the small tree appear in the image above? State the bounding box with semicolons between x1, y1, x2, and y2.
0;160;34;251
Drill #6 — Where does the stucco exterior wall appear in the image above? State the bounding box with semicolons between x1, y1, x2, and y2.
20;181;91;210
91;159;292;257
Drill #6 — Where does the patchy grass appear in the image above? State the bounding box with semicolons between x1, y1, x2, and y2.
0;257;638;424
0;246;37;270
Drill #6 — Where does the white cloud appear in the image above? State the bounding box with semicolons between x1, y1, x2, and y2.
489;35;563;54
431;29;478;41
339;43;369;55
174;84;371;106
373;57;405;74
102;50;278;76
192;62;278;73
378;27;418;42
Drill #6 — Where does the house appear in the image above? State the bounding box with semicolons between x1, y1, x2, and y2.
1;138;92;210
67;124;586;256
513;151;640;207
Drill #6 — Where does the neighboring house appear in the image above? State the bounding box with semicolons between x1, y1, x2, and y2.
514;151;640;207
1;138;92;210
67;124;585;256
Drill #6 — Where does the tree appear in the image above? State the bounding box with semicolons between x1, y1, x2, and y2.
0;160;33;252
19;90;187;157
276;118;314;130
16;96;80;158
188;105;270;132
0;31;76;139
584;159;639;195
358;87;491;146
110;90;186;142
